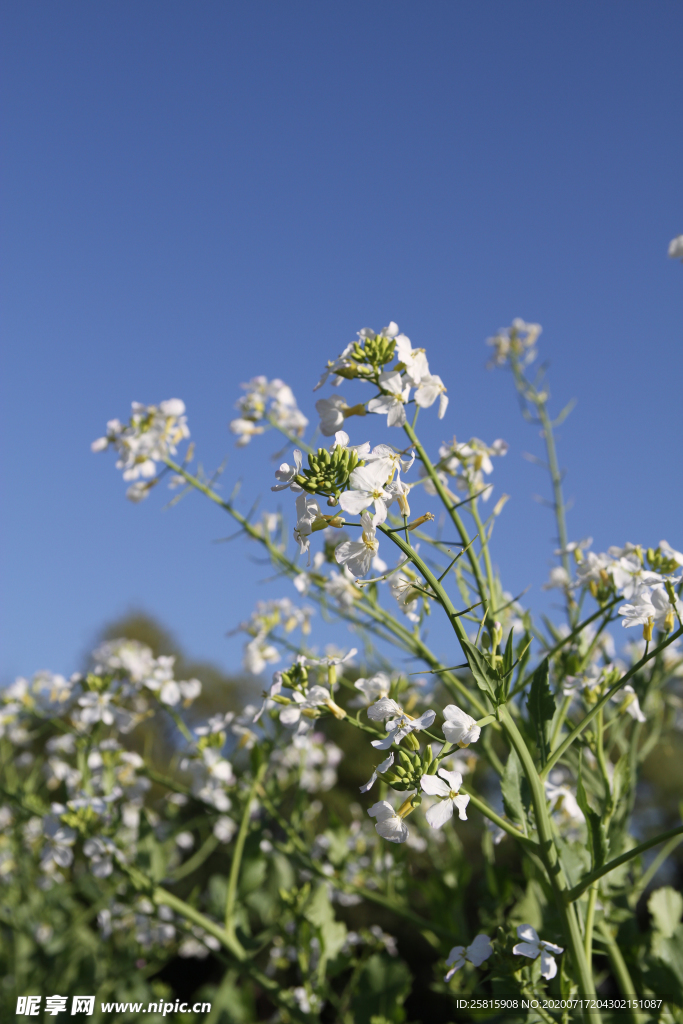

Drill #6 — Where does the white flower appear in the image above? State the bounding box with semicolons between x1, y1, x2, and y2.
352;672;391;706
415;374;448;418
83;836;118;877
338;462;392;525
444;934;493;980
420;768;470;827
618;585;680;634
316;396;353;436
41;813;77;869
272;450;304;492
612;556;663;601
364;444;415;485
243;637;280;675
395;334;430;387
544;776;584;826
360;753;395;794
78;692;115;726
278;686;331;733
229;418;265;446
543;566;571;591
313;342;356;391
368;697;436;750
668;235;683;261
513;924;563;980
486;319;541;368
253;673;283;722
335;510;380;577
575;550;613;587
441;705;481;747
231;376;307;444
324;567;360;607
660;539;683;566
93;400;189;484
614;684;646;723
293;493;324;561
213;816;237;843
367;800;409;844
367;371;411;428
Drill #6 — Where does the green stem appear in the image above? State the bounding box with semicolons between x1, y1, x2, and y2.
497;705;598;1015
596;922;648;1024
225;762;267;934
628;833;683;905
584;883;598;965
542;625;683;778
566;823;683;901
152;886;312;1024
403;422;489;606
169;834;219;883
509;600;621;700
470;495;497;607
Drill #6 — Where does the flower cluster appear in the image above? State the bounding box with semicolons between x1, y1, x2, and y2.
92;399;189;501
486;318;542;368
230;376;308;446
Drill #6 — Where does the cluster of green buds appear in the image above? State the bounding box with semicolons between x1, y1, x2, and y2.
295;445;362;500
587;572;615;604
347;332;397;372
383;744;437;792
279;662;308;691
647;545;681;576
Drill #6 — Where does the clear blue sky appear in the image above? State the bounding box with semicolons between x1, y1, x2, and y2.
2;1;681;683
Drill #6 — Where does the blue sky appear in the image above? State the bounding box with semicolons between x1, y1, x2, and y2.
2;1;681;683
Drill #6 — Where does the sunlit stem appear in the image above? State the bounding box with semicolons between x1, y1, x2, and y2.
497;705;599;1017
402;422;490;606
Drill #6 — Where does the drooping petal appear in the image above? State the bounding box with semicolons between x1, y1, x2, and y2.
452;793;470;820
466;934;493;966
374;815;409;843
425;797;455;829
539;949;558;980
367;800;395;822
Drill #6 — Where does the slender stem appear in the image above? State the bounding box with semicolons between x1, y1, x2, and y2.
566;823;683;901
402;422;489;606
152;885;311;1024
260;792;454;940
596;922;648;1024
629;833;683;904
378;525;468;647
497;705;598;1015
509;600;621;700
584;883;598;965
470;496;497;607
225;762;267;934
169;834;219;883
543;626;683;778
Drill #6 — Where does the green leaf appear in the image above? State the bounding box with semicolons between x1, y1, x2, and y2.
501;748;525;826
461;638;497;700
649;887;683;939
649;924;683;1006
576;765;609;869
525;658;555;766
304;884;347;965
351;954;411;1024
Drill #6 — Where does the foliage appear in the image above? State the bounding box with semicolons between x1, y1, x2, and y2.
2;319;683;1023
